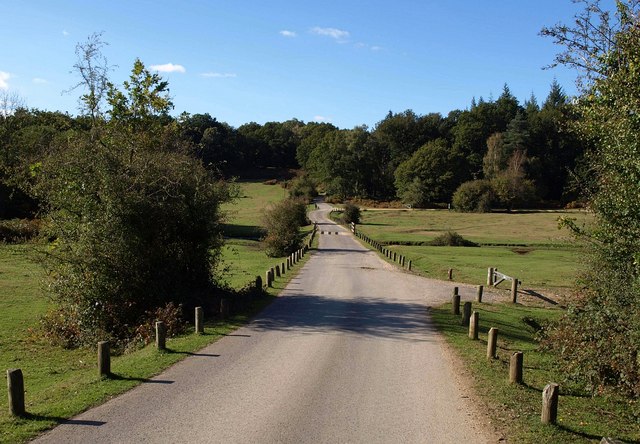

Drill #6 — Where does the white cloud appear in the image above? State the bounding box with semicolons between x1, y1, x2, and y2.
370;45;382;52
313;115;332;123
32;78;48;84
279;30;297;38
151;63;186;73
310;27;350;41
201;72;237;78
62;30;69;36
0;71;10;90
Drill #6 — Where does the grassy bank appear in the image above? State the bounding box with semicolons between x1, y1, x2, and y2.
431;303;639;443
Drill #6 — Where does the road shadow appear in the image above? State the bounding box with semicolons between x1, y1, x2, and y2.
249;294;435;342
520;289;559;305
314;248;370;255
24;413;107;427
107;374;175;384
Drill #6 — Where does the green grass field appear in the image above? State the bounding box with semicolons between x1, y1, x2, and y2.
0;180;303;443
355;209;591;293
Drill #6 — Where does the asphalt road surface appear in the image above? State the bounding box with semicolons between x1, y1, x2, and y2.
33;203;494;443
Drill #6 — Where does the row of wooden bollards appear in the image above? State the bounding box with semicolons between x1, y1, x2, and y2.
352;228;412;271
7;226;320;418
263;244;309;288
452;290;560;425
7;304;213;417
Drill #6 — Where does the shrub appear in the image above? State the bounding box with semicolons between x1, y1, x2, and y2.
35;130;231;346
262;198;308;257
343;202;361;224
288;175;318;203
427;231;478;247
452;180;494;212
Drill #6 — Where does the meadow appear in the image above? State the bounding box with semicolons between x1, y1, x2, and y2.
355;208;592;295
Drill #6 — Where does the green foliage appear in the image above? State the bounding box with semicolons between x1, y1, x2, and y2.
394;139;464;207
107;58;173;127
542;0;640;399
33;58;231;347
343;202;361;224
287;174;317;203
490;150;537;210
262;198;307;257
452;179;494;212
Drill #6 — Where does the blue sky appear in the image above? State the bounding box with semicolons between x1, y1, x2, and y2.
1;1;598;129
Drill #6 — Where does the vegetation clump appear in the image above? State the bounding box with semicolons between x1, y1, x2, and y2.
343;202;361;224
427;231;478;247
262;198;308;257
541;0;640;401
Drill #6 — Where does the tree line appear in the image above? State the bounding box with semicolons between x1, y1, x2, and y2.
1;82;584;220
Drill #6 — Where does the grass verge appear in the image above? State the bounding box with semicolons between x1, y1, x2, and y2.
431;302;639;443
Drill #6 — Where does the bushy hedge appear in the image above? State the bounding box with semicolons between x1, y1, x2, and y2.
452;180;494;212
262;198;308;257
343;202;361;224
36;130;230;348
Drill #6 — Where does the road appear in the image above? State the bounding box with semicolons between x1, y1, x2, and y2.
33;203;495;443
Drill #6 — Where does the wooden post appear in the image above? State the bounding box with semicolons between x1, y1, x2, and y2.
393;252;397;262
408;260;412;271
511;278;518;303
469;311;479;339
476;285;483;302
487;267;494;286
453;286;459;296
448;268;453;280
220;298;230;318
541;383;559;425
7;368;25;416
155;321;166;350
487;327;498;359
462;301;472;326
281;262;286;275
452;294;461;315
98;341;110;377
275;264;281;278
255;275;262;290
195;307;204;334
510;351;523;384
266;270;272;287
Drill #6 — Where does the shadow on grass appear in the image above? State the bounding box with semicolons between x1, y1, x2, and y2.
23;413;107;426
222;224;264;239
556;424;611;441
163;349;221;358
107;374;175;383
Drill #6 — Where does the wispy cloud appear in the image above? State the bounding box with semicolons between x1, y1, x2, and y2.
62;30;69;37
314;115;332;123
279;30;297;38
32;77;48;84
200;72;237;78
151;63;186;73
0;71;10;90
355;42;383;52
310;27;350;41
